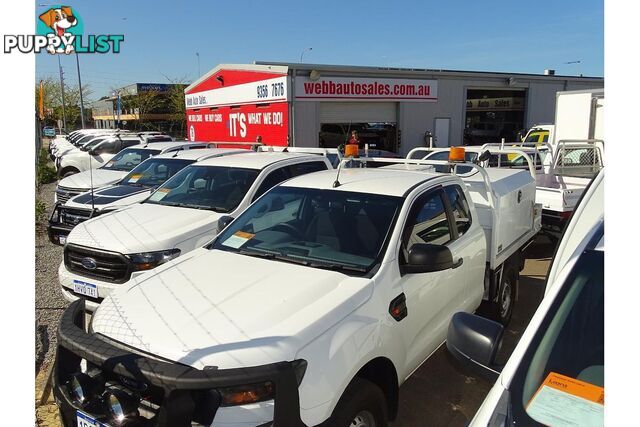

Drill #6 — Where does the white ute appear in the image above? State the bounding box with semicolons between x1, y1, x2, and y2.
59;152;332;310
47;148;245;245
447;169;603;427
53;153;540;427
54;141;215;204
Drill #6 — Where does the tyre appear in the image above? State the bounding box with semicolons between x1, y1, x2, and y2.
493;264;517;325
59;168;79;178
327;377;388;427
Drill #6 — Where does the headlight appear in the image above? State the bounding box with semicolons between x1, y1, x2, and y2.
218;382;275;406
127;249;181;271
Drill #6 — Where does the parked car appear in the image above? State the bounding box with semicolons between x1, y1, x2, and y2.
47;148;246;245
43;126;57;137
53;153;540;427
54;141;219;205
58;152;332;310
447;169;603;426
55;133;173;178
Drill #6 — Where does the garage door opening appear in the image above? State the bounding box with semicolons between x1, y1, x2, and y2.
464;89;526;145
318;102;398;152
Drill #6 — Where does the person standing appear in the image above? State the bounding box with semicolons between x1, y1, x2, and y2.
348;130;361;146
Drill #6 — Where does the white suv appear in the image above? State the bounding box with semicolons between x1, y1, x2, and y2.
56;134;173;177
59;152;332;310
54;141;217;204
48;148;245;245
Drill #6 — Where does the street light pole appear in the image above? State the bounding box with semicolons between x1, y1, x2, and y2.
300;47;312;63
196;52;201;76
57;55;67;131
75;52;85;128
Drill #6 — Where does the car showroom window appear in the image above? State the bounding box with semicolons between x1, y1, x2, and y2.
252;166;291;201
403;190;452;255
444;185;471;237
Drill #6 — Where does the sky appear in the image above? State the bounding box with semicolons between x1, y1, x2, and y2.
35;0;604;101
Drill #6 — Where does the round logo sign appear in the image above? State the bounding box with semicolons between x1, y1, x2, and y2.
81;257;98;270
189;125;195;142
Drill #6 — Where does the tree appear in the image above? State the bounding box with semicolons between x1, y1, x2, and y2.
36;76;92;130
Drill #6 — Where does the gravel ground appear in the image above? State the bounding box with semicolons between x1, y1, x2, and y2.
35;178;67;374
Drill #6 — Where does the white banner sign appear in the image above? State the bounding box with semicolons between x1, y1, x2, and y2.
185;75;288;108
296;77;437;102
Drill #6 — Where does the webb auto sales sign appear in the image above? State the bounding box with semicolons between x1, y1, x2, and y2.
185;72;289;145
295;76;438;102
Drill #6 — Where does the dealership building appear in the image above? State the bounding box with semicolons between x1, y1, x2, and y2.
184;62;603;155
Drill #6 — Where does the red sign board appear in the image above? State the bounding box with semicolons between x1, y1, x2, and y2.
186;102;289;146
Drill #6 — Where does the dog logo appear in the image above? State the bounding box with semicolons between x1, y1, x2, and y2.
38;6;77;54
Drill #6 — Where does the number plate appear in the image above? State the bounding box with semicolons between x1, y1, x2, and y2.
76;411;109;427
59;235;67;245
73;280;98;299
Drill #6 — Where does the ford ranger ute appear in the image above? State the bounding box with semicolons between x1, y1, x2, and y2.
48;148;246;246
54;141;216;205
58;152;331;310
53;151;541;427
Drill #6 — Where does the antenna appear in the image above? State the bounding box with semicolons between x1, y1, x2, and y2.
89;146;95;212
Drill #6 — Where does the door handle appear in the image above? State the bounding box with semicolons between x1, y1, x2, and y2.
452;258;463;269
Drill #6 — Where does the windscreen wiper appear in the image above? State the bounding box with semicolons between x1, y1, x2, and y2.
307;262;367;273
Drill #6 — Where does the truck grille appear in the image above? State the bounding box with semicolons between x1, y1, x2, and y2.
56;186;84;204
64;245;132;283
59;206;95;227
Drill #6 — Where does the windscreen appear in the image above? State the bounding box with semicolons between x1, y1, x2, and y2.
211;186;402;274
146;165;259;213
510;249;604;426
101;148;160;172
118;158;193;188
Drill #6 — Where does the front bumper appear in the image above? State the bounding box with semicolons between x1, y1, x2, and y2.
53;300;307;427
47;203;98;246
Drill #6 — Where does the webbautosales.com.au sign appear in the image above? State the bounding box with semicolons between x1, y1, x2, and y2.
295;77;438;102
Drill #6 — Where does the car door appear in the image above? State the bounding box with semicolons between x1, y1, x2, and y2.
394;187;469;375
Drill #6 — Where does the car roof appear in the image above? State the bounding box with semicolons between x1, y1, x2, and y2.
195;151;323;169
153;147;246;161
127;141;206;151
281;167;439;196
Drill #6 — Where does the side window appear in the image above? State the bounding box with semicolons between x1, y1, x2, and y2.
121;139;141;149
444;185;471;237
94;140;117;155
252;166;291;201
403;191;452;255
289;161;328;177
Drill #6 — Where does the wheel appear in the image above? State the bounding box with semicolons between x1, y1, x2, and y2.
59;168;79;178
328;377;388;427
494;265;517;325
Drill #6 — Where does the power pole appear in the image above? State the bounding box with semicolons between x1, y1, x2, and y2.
57;55;67;131
75;52;85;129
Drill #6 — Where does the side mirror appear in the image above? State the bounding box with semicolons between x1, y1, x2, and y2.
217;215;234;231
88;148;98;156
446;312;503;380
401;243;453;274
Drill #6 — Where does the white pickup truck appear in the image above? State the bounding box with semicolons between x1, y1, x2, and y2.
534;139;603;238
54;141;216;205
53;153;541;427
47;148;245;246
447;169;603;427
58;152;332;310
